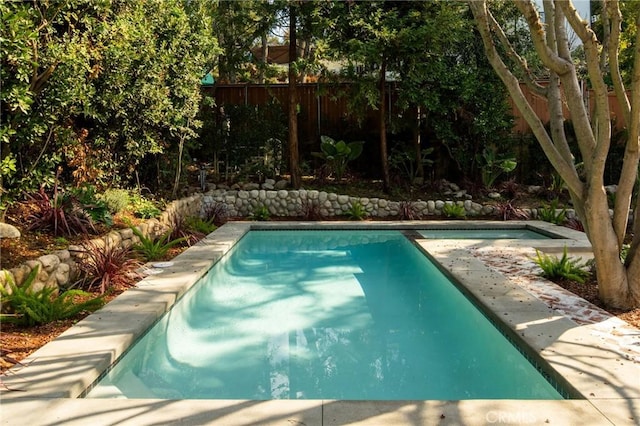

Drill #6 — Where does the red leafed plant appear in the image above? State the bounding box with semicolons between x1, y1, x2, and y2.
24;186;95;236
74;240;142;294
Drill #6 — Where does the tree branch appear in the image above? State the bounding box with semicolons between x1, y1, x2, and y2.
486;9;546;96
552;1;602;173
607;0;630;123
543;1;574;165
468;0;583;198
615;11;640;247
513;0;573;75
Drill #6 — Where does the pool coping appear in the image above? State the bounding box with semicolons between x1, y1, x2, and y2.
2;220;638;425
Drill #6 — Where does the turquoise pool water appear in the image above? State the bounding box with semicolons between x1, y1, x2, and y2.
87;230;563;400
418;228;552;239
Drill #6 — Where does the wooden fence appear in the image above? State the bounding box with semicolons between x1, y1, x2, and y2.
205;83;629;143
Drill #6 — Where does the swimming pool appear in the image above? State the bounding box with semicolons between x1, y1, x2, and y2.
6;221;637;425
87;230;563;400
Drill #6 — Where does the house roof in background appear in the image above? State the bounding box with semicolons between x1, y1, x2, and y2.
250;45;290;64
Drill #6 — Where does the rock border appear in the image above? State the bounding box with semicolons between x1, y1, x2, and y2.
1;187;575;299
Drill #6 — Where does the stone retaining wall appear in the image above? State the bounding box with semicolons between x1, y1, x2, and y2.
203;187;575;220
0;195;204;308
1;188;575;302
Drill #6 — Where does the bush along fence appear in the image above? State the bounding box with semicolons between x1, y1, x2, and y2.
1;185;579;303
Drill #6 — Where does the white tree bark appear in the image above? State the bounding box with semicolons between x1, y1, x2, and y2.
469;0;640;309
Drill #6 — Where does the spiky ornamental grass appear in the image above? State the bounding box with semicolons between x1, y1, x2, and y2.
75;240;142;294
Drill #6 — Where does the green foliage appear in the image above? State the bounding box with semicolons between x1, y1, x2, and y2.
621;244;630;263
0;0;218;205
325;1;514;183
70;185;112;226
100;189;130;214
345;201;367;221
249;205;270;221
549;172;566;194
442;203;466;219
534;247;590;284
129;195;161;219
312;136;364;182
478;147;517;189
0;267;104;326
537;199;567;225
185;216;217;236
132;227;187;262
389;145;434;184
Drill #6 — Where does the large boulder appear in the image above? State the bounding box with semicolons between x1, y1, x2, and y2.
0;223;20;239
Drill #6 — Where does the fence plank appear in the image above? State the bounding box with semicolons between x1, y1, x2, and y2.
205;83;628;144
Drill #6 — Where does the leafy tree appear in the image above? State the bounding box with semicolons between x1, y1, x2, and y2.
325;1;404;192
212;0;283;83
390;1;513;183
325;1;513;190
470;0;640;309
0;0;217;209
1;0;106;209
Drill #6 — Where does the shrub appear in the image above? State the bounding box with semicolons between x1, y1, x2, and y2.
185;216;217;236
534;247;590;283
24;187;95;236
70;185;112;226
300;198;323;220
129;194;161;219
398;200;421;220
311;135;364;182
478;147;517;189
442;203;466;219
494;200;530;221
167;213;201;246
132;227;187;262
202;201;228;226
564;218;584;232
75;241;142;294
249;205;270;221
100;189;130;214
537;199;567;225
346;201;367;221
0;267;104;326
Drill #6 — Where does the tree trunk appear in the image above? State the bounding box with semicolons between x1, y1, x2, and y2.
259;33;268;84
379;58;390;193
469;0;640;309
411;104;423;182
288;3;301;189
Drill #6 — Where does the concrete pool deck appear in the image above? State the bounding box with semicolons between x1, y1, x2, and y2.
1;221;638;425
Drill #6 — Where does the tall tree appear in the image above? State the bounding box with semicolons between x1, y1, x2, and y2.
213;0;282;84
325;1;400;192
470;0;640;309
326;1;512;189
288;1;301;188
